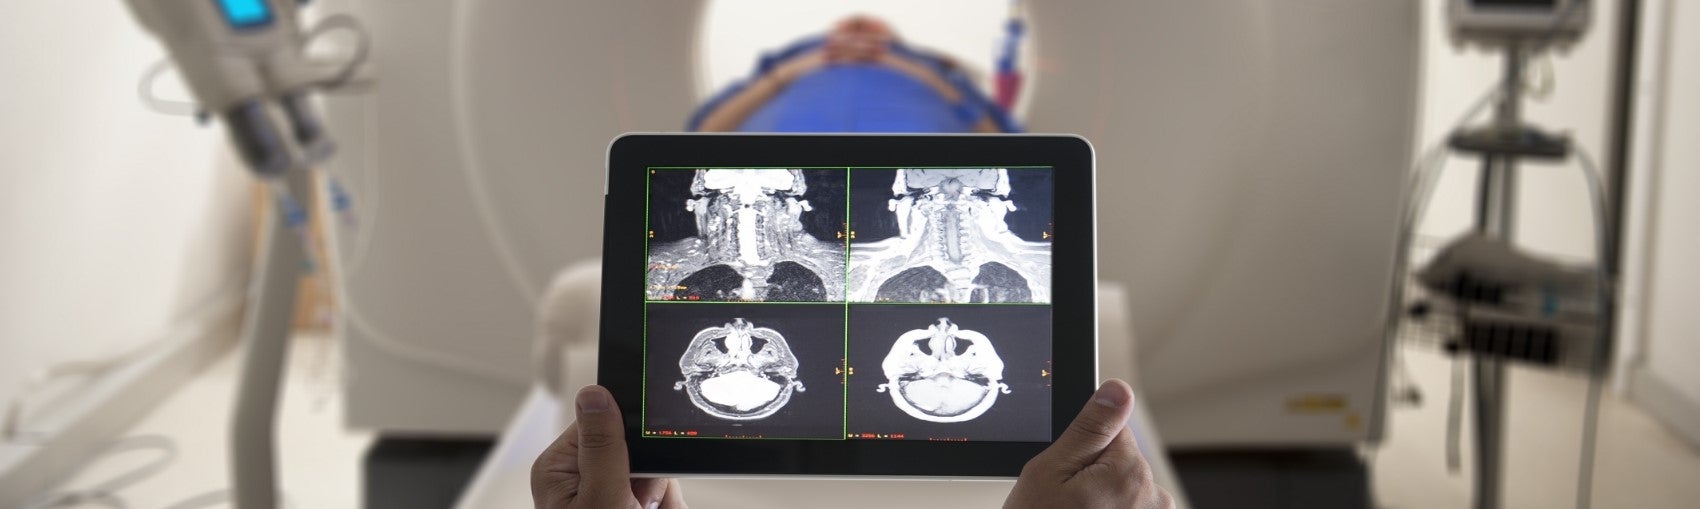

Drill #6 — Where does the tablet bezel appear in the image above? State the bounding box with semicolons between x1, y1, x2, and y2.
599;134;1096;478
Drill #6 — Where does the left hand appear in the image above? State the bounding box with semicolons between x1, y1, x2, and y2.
531;385;688;509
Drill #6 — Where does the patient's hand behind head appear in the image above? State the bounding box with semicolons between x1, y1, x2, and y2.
826;15;895;63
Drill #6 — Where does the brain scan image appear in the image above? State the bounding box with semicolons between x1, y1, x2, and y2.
876;318;1011;423
674;318;805;421
647;169;846;302
848;169;1051;303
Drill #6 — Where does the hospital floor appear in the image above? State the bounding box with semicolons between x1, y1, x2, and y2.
49;333;1700;508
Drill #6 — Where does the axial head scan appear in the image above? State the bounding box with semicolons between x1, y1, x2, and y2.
877;318;1011;423
674;318;805;420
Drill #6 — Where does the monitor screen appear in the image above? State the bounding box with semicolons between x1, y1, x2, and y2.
1469;0;1559;9
212;0;274;29
641;167;1054;442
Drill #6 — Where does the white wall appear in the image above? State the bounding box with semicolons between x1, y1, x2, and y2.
0;1;251;426
1625;0;1700;447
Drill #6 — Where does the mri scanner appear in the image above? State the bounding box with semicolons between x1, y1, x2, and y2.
317;0;1418;455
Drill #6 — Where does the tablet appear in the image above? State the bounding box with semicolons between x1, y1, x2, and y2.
599;134;1096;478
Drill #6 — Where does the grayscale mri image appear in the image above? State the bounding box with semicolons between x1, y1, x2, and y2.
646;169;847;302
644;303;845;439
847;305;1052;441
674;318;804;421
876;317;1010;423
848;168;1052;303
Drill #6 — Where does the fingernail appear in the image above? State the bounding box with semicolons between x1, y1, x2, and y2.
647;502;660;509
577;386;610;414
1093;380;1131;408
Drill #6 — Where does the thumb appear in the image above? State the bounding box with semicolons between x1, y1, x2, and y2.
1039;379;1135;471
573;385;633;503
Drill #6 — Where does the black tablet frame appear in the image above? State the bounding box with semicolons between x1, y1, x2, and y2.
599;134;1096;478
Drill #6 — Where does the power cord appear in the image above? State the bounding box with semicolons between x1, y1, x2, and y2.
20;435;176;509
2;279;245;444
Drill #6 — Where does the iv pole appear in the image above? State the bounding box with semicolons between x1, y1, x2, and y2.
1440;36;1613;508
231;168;315;509
1463;43;1526;509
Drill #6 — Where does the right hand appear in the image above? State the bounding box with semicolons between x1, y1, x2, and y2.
1004;379;1175;509
531;386;687;509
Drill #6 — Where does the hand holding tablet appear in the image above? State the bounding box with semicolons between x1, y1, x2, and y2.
532;382;1174;509
598;135;1100;478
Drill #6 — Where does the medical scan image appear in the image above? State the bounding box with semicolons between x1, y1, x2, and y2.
846;305;1051;441
848;168;1052;303
876;317;1010;423
674;318;805;421
643;304;845;439
647;169;847;302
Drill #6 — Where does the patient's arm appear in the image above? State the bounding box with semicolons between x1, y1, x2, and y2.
875;52;963;104
697;14;1002;133
696;50;827;132
873;52;1001;133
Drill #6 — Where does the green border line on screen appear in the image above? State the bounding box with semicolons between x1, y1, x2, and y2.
845;166;1054;169
843;166;851;439
639;165;1054;441
642;300;1046;305
642;168;651;432
642;166;859;442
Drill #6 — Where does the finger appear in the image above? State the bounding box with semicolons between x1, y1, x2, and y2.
530;422;582;507
1039;379;1135;471
573;385;634;505
630;478;671;509
660;479;689;509
1072;426;1148;495
1094;425;1143;473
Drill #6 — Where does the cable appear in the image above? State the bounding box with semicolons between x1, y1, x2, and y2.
302;13;372;92
329;10;383;278
157;490;234;509
1571;144;1613;509
21;435;178;509
268;0;532;388
1445;352;1465;472
317;172;534;386
137;59;201;118
1526;54;1557;101
3;279;245;444
19;435;296;509
136;12;370;118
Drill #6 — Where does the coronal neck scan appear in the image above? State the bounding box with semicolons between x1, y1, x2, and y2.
849;169;1052;303
675;318;805;421
877;318;1010;423
647;169;846;302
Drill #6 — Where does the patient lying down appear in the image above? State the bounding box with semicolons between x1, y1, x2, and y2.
690;15;1015;134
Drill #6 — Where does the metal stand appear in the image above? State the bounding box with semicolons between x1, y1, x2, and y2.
231;169;314;509
1447;40;1606;509
1463;45;1525;509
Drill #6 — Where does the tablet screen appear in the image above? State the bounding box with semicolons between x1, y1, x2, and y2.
642;168;1054;443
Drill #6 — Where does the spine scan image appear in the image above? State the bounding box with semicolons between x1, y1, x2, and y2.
849;169;1051;303
877;318;1010;423
675;318;805;421
647;169;846;302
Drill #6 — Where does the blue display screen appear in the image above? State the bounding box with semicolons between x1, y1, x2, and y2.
214;0;273;28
